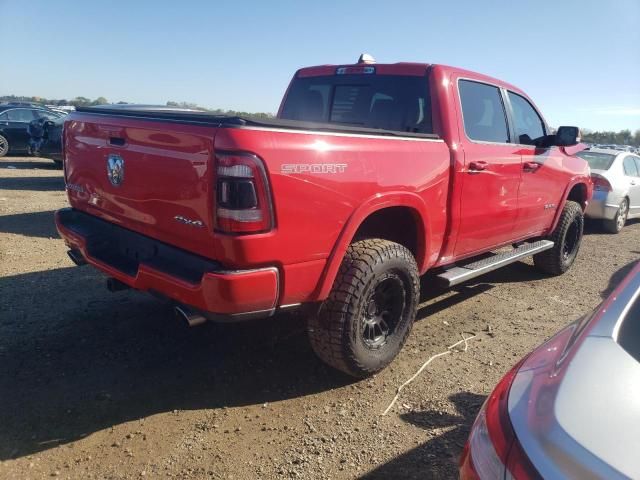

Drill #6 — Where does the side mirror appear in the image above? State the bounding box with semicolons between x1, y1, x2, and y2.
556;126;580;146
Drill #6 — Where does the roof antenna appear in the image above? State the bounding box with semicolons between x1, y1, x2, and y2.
357;53;376;64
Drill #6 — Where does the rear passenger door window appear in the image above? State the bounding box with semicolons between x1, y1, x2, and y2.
7;109;36;122
623;156;640;177
459;80;510;143
507;92;546;145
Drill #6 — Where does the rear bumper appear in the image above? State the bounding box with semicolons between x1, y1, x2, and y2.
584;190;620;220
55;208;279;319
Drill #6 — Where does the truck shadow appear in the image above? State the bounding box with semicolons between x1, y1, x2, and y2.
0;266;353;460
0;158;61;170
0;176;65;191
2;254;633;460
417;279;494;320
361;391;485;479
416;260;547;320
0;210;59;238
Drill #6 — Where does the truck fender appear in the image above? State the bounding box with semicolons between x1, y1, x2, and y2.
312;192;431;302
549;175;592;233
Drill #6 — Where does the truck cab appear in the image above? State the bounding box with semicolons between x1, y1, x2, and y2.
278;61;589;268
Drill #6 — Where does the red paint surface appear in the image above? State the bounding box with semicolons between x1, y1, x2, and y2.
58;62;592;315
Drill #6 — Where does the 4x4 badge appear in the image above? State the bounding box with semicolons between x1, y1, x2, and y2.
107;154;124;187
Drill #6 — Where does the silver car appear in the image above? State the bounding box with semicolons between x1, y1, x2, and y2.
460;261;640;479
577;148;640;233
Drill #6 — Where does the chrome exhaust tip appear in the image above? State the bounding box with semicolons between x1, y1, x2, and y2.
67;249;87;266
174;305;207;327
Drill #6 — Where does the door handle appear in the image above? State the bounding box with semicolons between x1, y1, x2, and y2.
523;161;541;172
468;160;488;172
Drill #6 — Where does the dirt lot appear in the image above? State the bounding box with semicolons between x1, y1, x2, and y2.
0;155;638;480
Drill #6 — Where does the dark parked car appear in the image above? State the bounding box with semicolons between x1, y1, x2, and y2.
0;105;65;157
1;101;44;107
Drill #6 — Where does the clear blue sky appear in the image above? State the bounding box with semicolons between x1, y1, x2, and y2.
1;0;639;131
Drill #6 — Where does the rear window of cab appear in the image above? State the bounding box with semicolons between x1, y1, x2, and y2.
280;74;432;134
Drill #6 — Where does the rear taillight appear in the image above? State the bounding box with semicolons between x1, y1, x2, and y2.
591;174;612;192
460;360;541;480
215;152;273;234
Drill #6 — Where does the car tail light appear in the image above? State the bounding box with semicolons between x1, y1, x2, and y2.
215;152;274;234
591;174;612;192
460;360;541;480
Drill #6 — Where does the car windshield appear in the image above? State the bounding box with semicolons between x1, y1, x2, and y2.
576;151;616;170
280;74;432;133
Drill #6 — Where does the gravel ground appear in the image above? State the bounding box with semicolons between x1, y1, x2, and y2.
1;156;638;480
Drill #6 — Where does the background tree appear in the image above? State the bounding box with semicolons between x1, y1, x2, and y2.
70;96;92;107
91;96;109;106
581;129;640;146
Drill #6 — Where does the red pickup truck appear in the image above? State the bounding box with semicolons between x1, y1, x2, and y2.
56;56;592;377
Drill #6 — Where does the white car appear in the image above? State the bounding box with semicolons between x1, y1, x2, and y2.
577;148;640;232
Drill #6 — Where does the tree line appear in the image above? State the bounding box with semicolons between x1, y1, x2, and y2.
1;94;111;107
0;95;274;119
1;94;637;143
581;129;640;147
165;101;273;120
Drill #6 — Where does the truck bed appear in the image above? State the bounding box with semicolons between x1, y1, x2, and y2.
75;106;441;140
62;105;451;306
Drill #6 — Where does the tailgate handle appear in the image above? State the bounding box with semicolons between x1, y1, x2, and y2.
109;137;126;146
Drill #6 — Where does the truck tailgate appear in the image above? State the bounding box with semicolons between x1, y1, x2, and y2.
64;112;220;260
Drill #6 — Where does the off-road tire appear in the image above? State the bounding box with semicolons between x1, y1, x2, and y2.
308;239;420;378
0;135;9;157
533;200;583;275
603;198;628;234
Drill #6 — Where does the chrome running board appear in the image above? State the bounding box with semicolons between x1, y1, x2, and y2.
436;240;554;287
